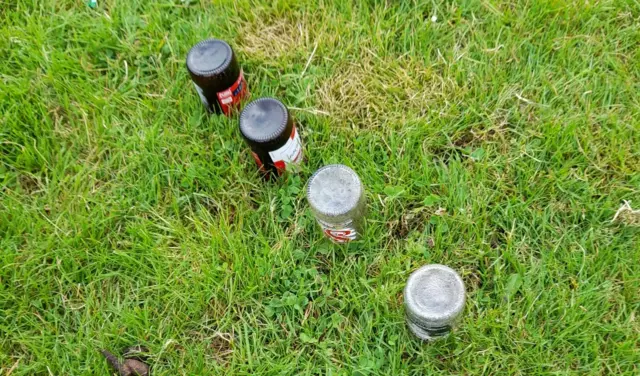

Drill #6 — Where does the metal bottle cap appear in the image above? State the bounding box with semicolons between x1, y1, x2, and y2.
306;164;364;223
186;39;232;77
404;264;465;340
239;98;289;145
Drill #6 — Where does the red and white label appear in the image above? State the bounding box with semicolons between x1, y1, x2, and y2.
216;69;248;116
317;219;357;243
268;125;303;174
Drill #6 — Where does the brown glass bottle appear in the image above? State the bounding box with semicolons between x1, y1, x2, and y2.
239;98;304;177
186;39;248;115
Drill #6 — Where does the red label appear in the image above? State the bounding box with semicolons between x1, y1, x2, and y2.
216;70;248;116
324;229;355;243
273;160;286;175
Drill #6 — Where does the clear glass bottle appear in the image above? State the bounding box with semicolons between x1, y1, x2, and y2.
404;264;466;340
306;164;366;243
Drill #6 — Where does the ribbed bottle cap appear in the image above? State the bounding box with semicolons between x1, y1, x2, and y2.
307;165;363;219
406;320;449;341
404;264;465;330
186;39;232;77
239;98;289;144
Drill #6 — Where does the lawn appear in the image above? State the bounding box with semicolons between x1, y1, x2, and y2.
1;0;639;374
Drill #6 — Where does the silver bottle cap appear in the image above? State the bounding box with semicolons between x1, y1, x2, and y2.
404;264;465;340
306;164;364;223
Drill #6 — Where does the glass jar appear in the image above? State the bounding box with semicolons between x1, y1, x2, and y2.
306;164;366;243
239;97;304;177
404;264;466;340
186;38;248;115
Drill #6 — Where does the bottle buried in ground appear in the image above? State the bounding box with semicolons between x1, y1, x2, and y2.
306;164;366;243
404;264;466;340
186;38;248;115
239;97;304;177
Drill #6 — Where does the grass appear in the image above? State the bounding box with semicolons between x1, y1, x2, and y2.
1;0;639;374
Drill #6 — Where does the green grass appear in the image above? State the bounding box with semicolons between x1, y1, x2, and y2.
1;0;639;374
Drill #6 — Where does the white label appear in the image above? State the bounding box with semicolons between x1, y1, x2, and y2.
193;82;210;108
317;218;357;243
268;125;303;171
